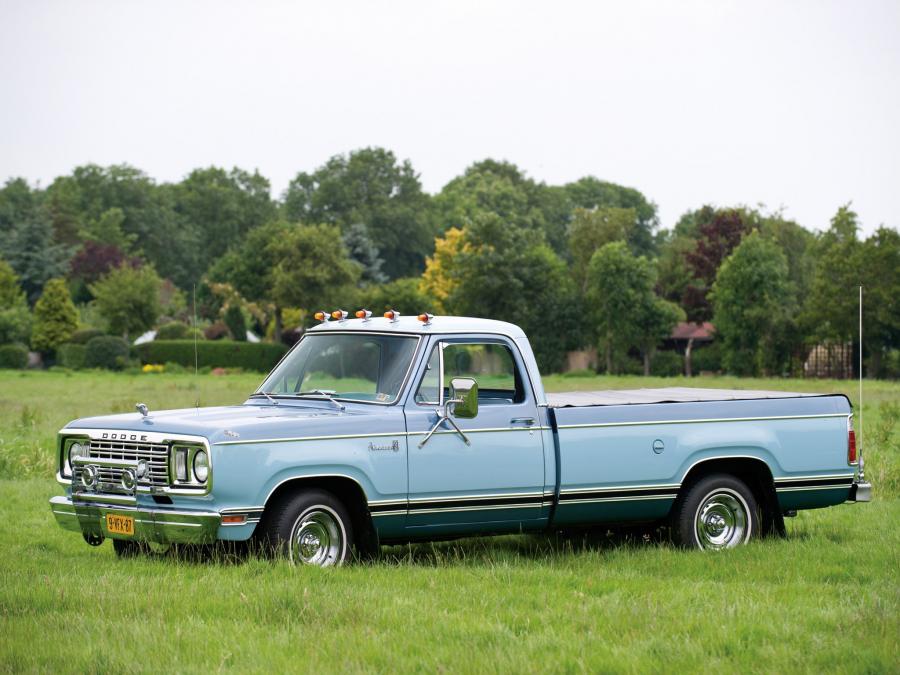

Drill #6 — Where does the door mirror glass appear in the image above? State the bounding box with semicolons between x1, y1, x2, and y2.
449;377;478;419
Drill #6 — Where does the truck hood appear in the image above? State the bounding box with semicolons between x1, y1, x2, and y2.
64;402;360;445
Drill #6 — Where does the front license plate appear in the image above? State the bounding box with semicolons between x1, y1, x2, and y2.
106;514;134;536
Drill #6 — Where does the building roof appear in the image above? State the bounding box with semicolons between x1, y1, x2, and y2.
671;321;715;340
308;315;527;339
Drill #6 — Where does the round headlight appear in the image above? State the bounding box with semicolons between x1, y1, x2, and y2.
193;450;209;482
81;464;98;489
121;468;136;490
68;442;85;472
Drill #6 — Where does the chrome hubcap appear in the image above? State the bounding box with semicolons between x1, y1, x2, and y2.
289;508;344;567
695;490;748;550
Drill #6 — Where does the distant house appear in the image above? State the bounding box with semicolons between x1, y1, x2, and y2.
664;322;715;376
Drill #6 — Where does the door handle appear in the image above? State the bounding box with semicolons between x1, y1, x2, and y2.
510;417;536;426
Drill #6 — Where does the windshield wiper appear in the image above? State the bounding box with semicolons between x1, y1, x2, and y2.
249;391;280;405
297;389;346;411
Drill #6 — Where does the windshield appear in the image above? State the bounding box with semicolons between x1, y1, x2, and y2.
257;333;420;404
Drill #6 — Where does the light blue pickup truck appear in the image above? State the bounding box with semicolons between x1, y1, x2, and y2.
50;314;870;566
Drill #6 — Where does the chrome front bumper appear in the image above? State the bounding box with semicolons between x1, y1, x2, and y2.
849;481;872;502
49;495;220;544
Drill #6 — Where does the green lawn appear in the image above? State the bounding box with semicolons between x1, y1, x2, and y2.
1;370;898;672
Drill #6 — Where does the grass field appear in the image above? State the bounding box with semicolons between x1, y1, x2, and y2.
1;370;898;673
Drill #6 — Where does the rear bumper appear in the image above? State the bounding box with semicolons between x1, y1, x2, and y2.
49;495;220;544
848;481;872;502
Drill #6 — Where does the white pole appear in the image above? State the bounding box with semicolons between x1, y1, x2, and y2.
858;285;863;453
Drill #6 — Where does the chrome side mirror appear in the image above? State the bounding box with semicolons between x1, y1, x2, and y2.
449;377;478;419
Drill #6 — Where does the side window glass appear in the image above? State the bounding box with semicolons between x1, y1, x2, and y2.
443;343;524;404
414;346;441;404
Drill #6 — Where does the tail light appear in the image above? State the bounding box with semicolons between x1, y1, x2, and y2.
848;417;857;464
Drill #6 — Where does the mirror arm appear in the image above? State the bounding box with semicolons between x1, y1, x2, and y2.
418;399;471;448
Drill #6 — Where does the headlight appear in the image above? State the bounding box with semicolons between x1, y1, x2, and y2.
193;450;209;482
68;442;85;472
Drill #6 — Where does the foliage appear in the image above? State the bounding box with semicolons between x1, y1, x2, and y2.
223;304;247;341
0;259;32;344
342;223;387;284
56;343;87;370
68;328;106;344
156;321;191;340
568;207;635;291
30;279;78;353
0;199;70;303
0;343;28;369
860;227;900;376
691;343;723;373
83;335;131;370
268;223;360;316
649;349;684;377
135;340;287;371
358;278;435;315
420;227;468;313
712;232;791;376
585;242;678;374
79;207;137;251
284;148;433;278
89;265;162;338
204;322;229;340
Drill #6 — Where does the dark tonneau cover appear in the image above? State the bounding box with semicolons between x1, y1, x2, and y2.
547;387;822;408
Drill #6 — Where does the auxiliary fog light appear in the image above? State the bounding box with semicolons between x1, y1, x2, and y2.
121;469;136;491
193;450;209;482
81;464;98;489
136;459;149;480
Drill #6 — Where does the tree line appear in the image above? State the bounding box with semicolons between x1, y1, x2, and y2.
0;148;897;377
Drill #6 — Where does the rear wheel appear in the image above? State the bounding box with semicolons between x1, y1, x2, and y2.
672;474;759;550
258;489;353;567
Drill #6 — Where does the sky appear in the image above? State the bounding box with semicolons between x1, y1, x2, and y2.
1;0;898;235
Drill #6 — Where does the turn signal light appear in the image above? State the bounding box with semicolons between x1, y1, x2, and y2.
331;310;348;321
417;313;434;325
314;311;327;322
222;515;246;525
384;309;400;322
356;309;372;320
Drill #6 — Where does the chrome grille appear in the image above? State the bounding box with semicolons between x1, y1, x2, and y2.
72;439;169;491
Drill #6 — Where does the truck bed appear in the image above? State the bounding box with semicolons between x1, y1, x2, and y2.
547;387;824;408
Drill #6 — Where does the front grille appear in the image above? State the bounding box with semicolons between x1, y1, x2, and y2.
73;439;169;492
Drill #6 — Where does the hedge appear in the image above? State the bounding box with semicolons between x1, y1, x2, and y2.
135;340;288;371
0;344;28;370
57;343;87;369
69;328;106;345
650;350;684;377
84;336;131;370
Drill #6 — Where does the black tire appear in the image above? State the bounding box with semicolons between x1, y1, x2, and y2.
671;473;759;550
257;489;354;567
112;539;147;558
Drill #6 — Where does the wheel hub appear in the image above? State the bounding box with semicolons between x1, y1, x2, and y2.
290;508;344;566
695;490;748;550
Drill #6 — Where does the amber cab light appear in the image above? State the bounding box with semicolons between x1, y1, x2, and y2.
384;310;399;322
417;313;434;324
848;418;857;464
356;309;372;320
314;311;327;322
331;310;348;321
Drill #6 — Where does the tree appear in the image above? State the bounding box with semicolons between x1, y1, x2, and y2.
563;177;658;256
0;259;32;345
860;227;900;376
31;278;78;353
682;207;754;322
585;242;678;373
79;207;137;252
342;223;387;284
568;207;635;291
90;265;163;339
283;148;434;278
420;227;469;313
268;224;360;320
441;213;580;372
712;232;791;376
358;278;435;315
223;303;247;341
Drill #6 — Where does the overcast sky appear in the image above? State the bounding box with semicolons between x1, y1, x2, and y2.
1;0;898;235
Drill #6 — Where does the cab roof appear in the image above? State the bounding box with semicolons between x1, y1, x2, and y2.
307;315;527;339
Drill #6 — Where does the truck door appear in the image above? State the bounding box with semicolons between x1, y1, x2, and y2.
403;336;548;534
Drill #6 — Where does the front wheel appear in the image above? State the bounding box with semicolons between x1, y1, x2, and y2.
672;474;759;550
258;489;353;567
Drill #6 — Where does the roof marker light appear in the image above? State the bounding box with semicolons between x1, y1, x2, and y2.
314;311;328;322
331;310;348;321
356;309;372;321
384;309;400;322
417;313;434;325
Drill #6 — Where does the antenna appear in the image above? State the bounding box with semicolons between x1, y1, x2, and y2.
858;284;865;480
193;284;199;377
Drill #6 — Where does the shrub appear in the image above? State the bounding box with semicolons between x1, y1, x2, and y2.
84;335;131;370
156;321;191;340
691;343;722;374
31;279;78;353
224;305;247;341
69;328;106;344
135;340;287;372
0;343;28;369
57;343;87;370
650;350;684;377
204;322;229;340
